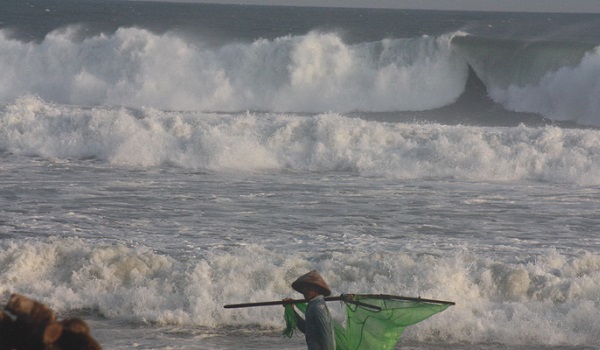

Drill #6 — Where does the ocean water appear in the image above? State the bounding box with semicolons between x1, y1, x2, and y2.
1;1;600;349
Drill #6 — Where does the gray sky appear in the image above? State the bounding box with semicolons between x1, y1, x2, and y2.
156;0;600;13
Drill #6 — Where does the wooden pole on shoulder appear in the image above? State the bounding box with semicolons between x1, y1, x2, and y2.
223;294;455;311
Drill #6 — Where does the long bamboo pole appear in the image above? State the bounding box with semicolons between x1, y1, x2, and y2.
358;294;456;305
224;295;347;309
223;294;454;309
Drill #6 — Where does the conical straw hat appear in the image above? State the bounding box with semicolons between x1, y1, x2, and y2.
291;270;331;296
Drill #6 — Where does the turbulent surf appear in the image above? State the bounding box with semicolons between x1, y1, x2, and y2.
1;1;600;349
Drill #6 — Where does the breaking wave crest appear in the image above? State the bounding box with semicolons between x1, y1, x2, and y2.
2;96;600;185
2;26;600;125
0;27;466;113
453;35;600;126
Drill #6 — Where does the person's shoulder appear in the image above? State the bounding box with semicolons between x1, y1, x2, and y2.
312;296;328;309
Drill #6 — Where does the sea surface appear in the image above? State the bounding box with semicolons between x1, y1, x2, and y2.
1;1;600;349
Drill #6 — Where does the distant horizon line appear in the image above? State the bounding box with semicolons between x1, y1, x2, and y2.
125;0;600;14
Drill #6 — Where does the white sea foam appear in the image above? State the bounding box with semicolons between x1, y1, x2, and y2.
4;26;600;125
3;6;600;350
489;47;600;126
2;96;600;185
0;238;598;346
0;27;467;113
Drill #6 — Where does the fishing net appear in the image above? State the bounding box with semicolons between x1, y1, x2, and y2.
284;295;452;350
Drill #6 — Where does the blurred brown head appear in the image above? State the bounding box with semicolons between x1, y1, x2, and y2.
291;270;331;297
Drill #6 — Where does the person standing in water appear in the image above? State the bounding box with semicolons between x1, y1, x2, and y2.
285;270;336;350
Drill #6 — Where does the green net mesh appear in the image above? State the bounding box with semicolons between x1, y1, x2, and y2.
284;295;451;350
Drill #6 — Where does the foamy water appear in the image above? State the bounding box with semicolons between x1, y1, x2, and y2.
1;25;600;125
2;2;600;349
0;28;467;112
2;96;600;184
1;144;599;349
